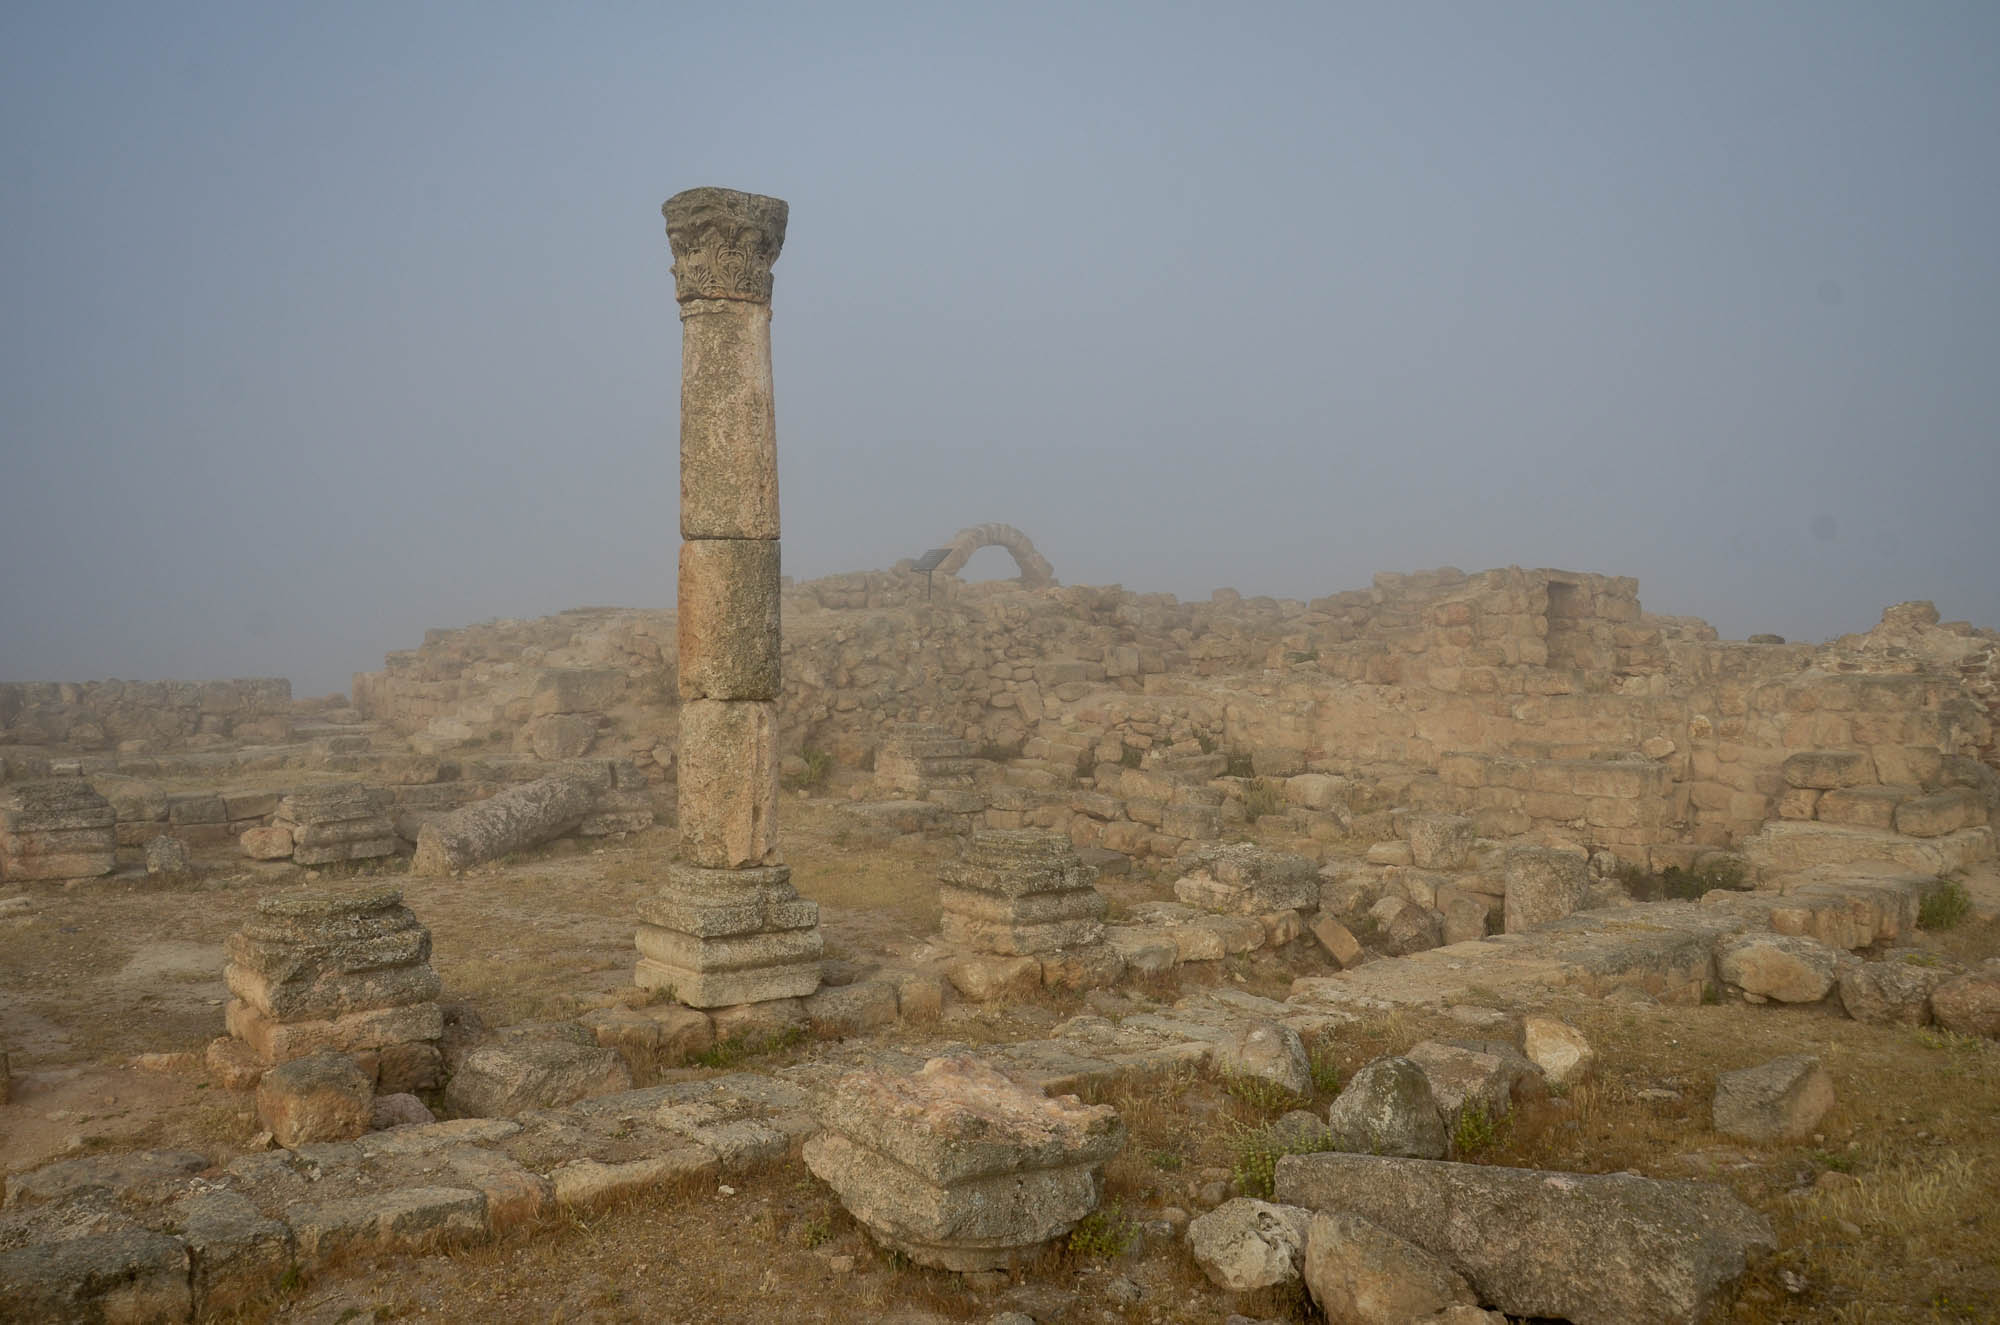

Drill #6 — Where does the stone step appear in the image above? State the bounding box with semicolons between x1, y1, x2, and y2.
1742;822;1994;880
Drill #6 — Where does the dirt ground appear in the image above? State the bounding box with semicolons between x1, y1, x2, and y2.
3;804;1998;1323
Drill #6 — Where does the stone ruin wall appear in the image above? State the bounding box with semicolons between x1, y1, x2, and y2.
0;678;295;754
339;562;1999;868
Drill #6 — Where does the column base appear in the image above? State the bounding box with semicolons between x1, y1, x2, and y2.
635;956;823;1008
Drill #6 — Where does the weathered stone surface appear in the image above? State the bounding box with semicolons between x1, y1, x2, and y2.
0;780;118;830
1185;1198;1310;1291
371;1092;437;1129
1403;1040;1543;1126
1039;943;1124;991
552;1150;719;1210
1326;1057;1447;1159
443;1023;635;1117
2;1148;208;1208
410;775;595;874
1815;785;1910;830
1713;1054;1834;1143
1716;932;1840;1003
1895;788;1986;838
1837;957;1952;1025
1174;844;1319;915
228;998;443;1064
285;1185;488;1265
1437;887;1490;945
256;1051;372;1147
676;699;780;869
1312;914;1364;966
679;538;783;701
1369;895;1443;956
1783;750;1875;790
804;980;899;1037
946;953;1043;1002
803;1055;1124;1270
528;713;598;760
1929;962;2000;1037
144;835;192;876
1502;848;1588;933
1407;814;1476;870
1215;1019;1311;1098
634;869;823;1006
206;1034;264;1089
0;1229;192;1323
227;957;441;1022
177;1189;295;1314
1519;1016;1594;1087
240;824;295;859
1275;1152;1776;1325
1302;1209;1477;1325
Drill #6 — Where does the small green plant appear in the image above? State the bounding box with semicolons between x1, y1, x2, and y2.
1282;649;1320;664
1919;881;1972;931
1701;982;1722;1005
1451;1103;1503;1157
1810;1148;1856;1174
1067;1203;1136;1259
1229;1121;1337;1199
1242;779;1285;823
782;747;834;792
1224;1073;1306;1116
1307;1042;1342;1098
692;1024;808;1069
798;1215;832;1249
1224;753;1256;779
1898;950;1944;967
1147;1148;1185;1172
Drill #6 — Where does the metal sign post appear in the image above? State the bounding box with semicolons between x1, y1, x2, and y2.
911;547;953;602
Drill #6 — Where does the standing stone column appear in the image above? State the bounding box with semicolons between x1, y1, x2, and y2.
635;186;823;1009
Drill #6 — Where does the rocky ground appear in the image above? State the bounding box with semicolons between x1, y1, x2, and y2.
3;802;1998;1323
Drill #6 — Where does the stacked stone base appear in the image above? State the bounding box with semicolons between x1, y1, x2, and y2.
803;1055;1124;1271
634;863;823;1007
275;785;397;867
0;781;116;882
878;723;991;816
224;887;442;1089
940;829;1106;956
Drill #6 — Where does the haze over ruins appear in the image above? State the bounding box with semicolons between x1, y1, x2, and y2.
3;4;1999;1322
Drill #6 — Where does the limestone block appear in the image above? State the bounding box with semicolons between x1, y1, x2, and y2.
945;954;1042;1002
1274;1152;1775;1325
175;1190;295;1314
678;538;782;700
1368;896;1442;956
410;775;595;874
1407;814;1475;870
530;667;626;715
675;699;780;869
1172;843;1318;914
1895;788;1985;838
256;1052;372;1147
1040;942;1124;991
1501;848;1587;934
1782;751;1875;790
1716;933;1840;1003
1712;1055;1834;1143
804;980;899;1037
1816;785;1911;830
1325;1057;1447;1160
1437;888;1489;945
443;1023;635;1117
803;1055;1125;1270
1311;915;1363;967
1775;787;1820;820
528;713;597;760
1302;1209;1477;1325
285;1186;488;1266
1930;963;2000;1037
143;836;191;876
1403;1040;1544;1127
1838;957;1952;1025
1214;1020;1310;1098
0;1230;193;1325
240;825;295;859
1186;1198;1310;1292
227;999;443;1064
1519;1016;1594;1087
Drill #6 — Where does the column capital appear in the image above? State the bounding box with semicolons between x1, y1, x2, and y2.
663;187;788;304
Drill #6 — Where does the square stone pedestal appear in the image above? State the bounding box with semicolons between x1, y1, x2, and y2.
635;863;823;1007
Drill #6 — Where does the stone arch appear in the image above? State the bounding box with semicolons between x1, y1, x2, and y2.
934;523;1057;588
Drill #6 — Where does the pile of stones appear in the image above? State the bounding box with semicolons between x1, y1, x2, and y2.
223;887;443;1092
250;784;397;867
803;1054;1125;1270
0;780;116;882
941;829;1107;954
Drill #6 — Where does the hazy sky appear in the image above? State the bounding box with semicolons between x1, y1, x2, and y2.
4;2;1997;697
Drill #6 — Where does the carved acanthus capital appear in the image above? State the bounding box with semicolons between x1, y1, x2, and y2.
663;187;788;304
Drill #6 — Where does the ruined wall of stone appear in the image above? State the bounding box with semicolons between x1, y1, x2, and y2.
0;678;292;751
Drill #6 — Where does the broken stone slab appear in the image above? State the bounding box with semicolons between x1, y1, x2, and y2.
1406;814;1476;871
1783;750;1876;790
1214;1019;1312;1098
1519;1016;1594;1087
1;1149;209;1209
802;1054;1125;1270
1712;1055;1834;1143
1302;1209;1479;1325
284;1185;488;1267
1715;932;1841;1003
1325;1057;1447;1159
1838;956;1953;1025
1929;960;2000;1037
1402;1040;1544;1127
443;1022;635;1117
1274;1152;1776;1325
175;1189;296;1315
1895;787;1986;838
1502;847;1588;933
1185;1198;1310;1292
256;1051;373;1147
1172;843;1319;915
410;775;596;874
0;1228;192;1324
1369;895;1444;956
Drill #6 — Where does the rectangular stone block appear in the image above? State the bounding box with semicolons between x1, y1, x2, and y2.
676;700;779;869
678;539;782;701
224;959;442;1022
634;956;821;1008
226;998;442;1064
679;302;779;540
634;923;824;973
285;1186;486;1267
637;864;814;937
